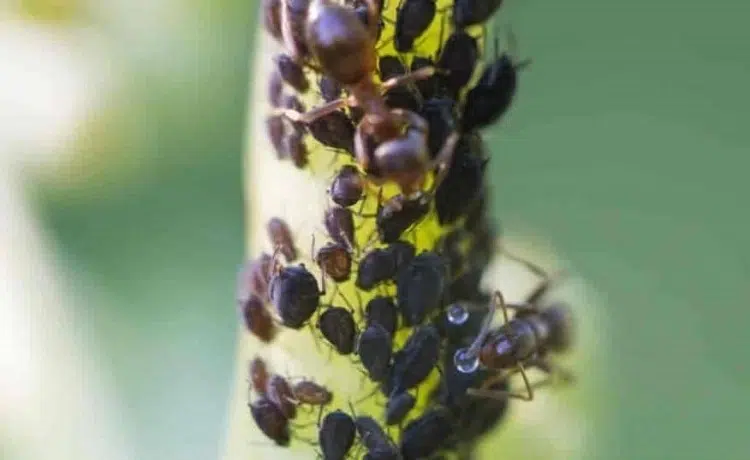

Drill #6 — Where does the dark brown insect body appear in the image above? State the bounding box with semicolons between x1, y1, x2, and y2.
292;380;333;406
249;356;270;395
240;295;276;343
250;397;291;446
454;259;574;401
267;374;298;419
267;217;298;262
278;0;455;194
316;242;353;282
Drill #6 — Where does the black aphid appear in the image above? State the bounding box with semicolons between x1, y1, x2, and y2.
319;410;356;460
307;110;355;153
436;31;478;96
329;164;364;208
419;98;456;160
249;397;290;446
355;416;401;457
365;296;398;336
273;52;309;93
400;408;455;459
266;115;286;159
384;391;416;426
452;0;504;29
356;248;396;291
394;0;437;53
461;36;530;132
357;323;393;382
434;133;488;225
376;194;431;244
319;75;342;102
269;264;321;329
317;307;357;355
324;206;355;249
397;251;448;326
390;325;441;393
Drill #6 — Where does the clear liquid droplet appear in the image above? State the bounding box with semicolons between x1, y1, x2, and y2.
447;304;469;325
454;348;479;374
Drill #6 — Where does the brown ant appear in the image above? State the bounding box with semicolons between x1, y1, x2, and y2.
453;257;575;402
277;0;457;194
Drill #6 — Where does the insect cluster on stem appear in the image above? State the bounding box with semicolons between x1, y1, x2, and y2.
238;0;577;457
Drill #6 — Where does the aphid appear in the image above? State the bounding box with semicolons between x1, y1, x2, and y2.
319;74;342;102
394;0;437;53
268;68;285;107
273;52;310;93
280;0;311;60
291;380;333;406
283;127;309;168
263;0;283;40
329;164;364;208
434;133;488;225
267;217;297;262
453;271;575;401
315;242;353;283
249;356;270;395
249;396;290;446
239;294;276;343
461;33;531;132
319;410;356;460
324;206;355;249
355;415;400;457
452;0;504;29
317;306;357;355
389;325;441;394
237;253;276;304
268;263;323;329
357;323;393;382
307;110;355;153
436;30;478;97
365;296;398;336
376;194;430;243
267;374;297;419
266;115;286;159
356;241;416;290
355;248;395;291
418;97;456;159
399;408;455;459
396;251;448;326
384;391;416;426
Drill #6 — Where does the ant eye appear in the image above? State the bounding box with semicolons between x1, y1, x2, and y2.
446;303;469;325
453;348;479;374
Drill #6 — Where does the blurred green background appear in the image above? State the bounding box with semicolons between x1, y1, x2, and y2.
4;0;749;459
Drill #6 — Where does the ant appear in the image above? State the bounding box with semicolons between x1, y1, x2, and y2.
452;256;575;402
277;0;457;194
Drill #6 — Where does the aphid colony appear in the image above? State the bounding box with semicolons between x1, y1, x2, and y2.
238;0;575;458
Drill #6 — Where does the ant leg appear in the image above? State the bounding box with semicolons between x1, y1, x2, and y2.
526;357;576;386
430;131;460;192
493;290;510;324
279;99;348;125
467;363;535;401
380;66;438;93
364;0;381;40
